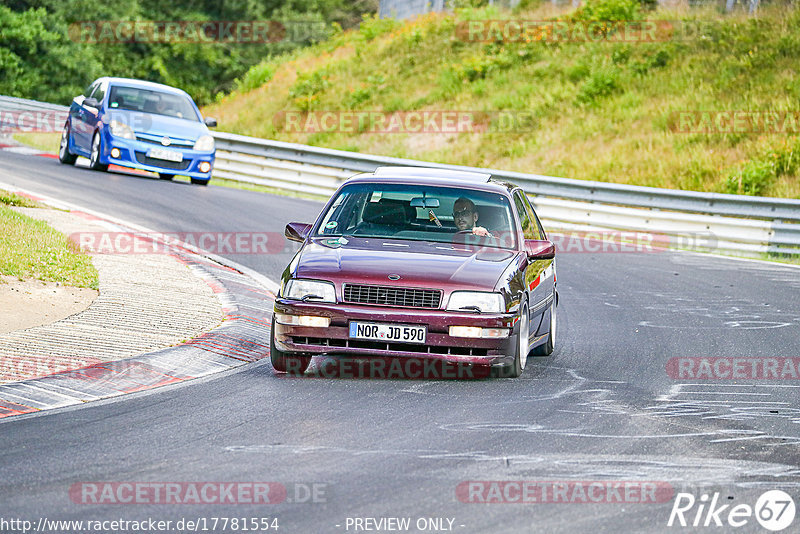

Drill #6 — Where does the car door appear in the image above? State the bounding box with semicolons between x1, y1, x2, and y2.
73;81;105;152
512;190;554;334
69;81;97;153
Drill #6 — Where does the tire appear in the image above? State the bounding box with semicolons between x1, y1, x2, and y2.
270;317;311;375
88;131;108;172
500;302;529;378
531;295;556;357
58;122;77;165
158;173;174;181
191;178;209;186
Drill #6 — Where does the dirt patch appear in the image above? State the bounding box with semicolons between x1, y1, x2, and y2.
0;275;98;334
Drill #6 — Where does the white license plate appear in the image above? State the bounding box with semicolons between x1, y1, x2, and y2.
349;321;427;344
147;147;183;162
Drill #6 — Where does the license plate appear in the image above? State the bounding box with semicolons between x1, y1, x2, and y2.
349;321;427;344
147;147;183;162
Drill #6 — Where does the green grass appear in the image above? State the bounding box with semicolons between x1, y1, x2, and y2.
202;0;800;199
171;175;327;200
0;192;99;289
0;190;43;208
12;132;60;154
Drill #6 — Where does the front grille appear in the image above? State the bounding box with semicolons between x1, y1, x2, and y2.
134;151;191;170
135;136;194;148
343;284;441;309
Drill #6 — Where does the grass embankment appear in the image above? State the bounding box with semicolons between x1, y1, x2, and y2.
203;1;800;198
11;132;59;153
0;191;99;289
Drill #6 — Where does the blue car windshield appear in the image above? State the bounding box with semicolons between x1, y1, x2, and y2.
108;86;200;121
315;183;517;250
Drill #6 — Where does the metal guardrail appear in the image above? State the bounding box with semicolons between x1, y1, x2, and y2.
212;132;800;222
1;96;798;258
211;131;800;257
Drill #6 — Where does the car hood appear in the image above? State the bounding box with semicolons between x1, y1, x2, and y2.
295;237;517;293
106;110;207;141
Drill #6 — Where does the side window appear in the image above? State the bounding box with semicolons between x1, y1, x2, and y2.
513;191;537;240
92;81;107;104
521;193;545;240
84;82;98;98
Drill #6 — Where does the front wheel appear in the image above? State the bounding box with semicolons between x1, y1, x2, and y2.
499;302;529;378
270;318;311;375
531;296;556;357
58;122;77;165
88;131;108;172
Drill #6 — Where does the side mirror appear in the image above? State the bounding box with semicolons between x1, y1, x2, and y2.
285;222;312;243
84;97;100;109
204;117;217;128
524;239;555;260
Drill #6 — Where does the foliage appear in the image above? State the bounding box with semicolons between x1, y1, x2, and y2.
203;2;800;198
0;0;376;105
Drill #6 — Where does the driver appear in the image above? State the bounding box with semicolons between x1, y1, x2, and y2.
453;197;491;237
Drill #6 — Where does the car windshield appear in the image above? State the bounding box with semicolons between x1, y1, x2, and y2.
315;183;517;249
107;86;200;121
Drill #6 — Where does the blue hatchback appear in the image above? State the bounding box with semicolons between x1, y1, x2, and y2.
58;77;217;185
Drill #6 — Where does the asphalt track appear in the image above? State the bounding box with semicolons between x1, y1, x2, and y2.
1;150;800;533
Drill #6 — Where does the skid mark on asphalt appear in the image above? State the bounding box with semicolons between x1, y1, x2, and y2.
643;383;800;446
634;292;798;330
224;444;800;486
670;254;800;289
386;365;800;448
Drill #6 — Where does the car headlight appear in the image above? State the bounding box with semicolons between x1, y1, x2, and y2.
193;135;214;151
283;279;336;303
109;120;135;140
446;291;505;313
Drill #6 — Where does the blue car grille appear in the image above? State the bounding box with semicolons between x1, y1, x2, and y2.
343;284;441;309
134;152;191;170
135;135;194;148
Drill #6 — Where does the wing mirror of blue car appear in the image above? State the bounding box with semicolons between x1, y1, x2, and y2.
524;239;555;260
285;222;313;243
204;117;217;128
84;97;100;109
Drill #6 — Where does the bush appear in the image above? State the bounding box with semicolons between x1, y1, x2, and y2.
724;140;800;196
573;0;641;22
576;66;620;105
358;13;401;41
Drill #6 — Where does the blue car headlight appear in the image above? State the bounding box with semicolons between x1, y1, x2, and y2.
109;120;135;140
193;135;214;151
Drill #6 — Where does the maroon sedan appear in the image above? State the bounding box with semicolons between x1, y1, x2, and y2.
270;167;557;378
